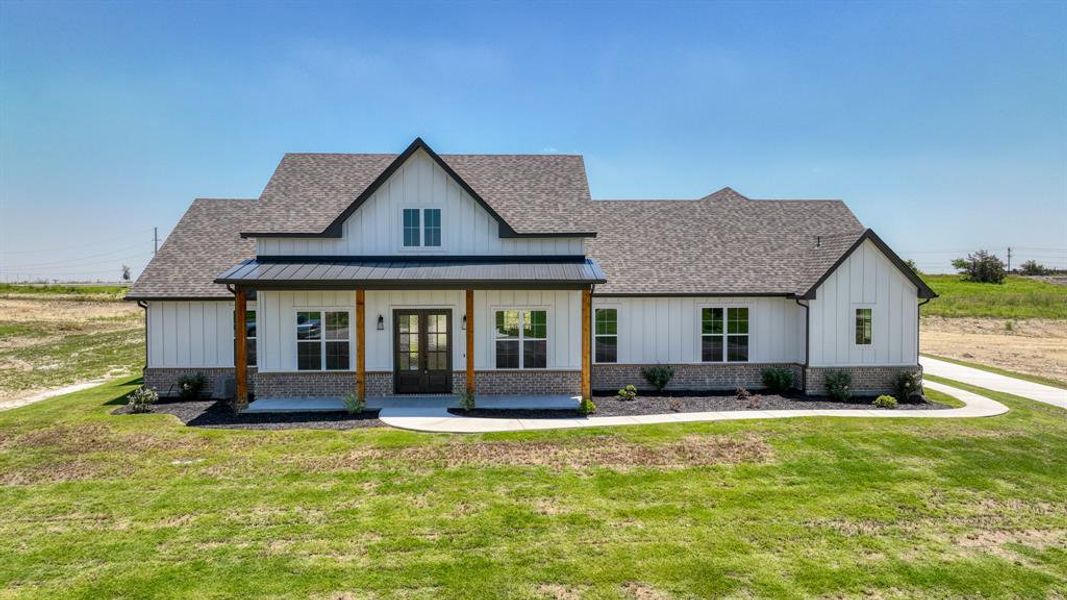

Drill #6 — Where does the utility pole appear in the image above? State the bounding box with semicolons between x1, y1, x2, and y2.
1007;247;1012;272
154;227;159;255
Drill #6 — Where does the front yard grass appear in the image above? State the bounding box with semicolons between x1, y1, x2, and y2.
0;378;1064;598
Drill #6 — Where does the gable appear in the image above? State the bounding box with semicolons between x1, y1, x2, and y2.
801;230;936;300
255;148;587;257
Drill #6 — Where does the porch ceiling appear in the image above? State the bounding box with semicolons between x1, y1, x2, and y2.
214;257;606;290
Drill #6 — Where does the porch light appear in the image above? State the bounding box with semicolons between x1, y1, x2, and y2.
377;315;384;330
462;315;467;330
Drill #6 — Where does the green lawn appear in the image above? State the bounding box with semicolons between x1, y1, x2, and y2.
920;274;1067;319
0;379;1064;598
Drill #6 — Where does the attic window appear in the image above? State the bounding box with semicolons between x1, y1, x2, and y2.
402;208;442;248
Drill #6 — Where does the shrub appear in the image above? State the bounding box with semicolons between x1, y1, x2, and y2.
873;395;898;409
736;386;751;400
343;392;366;414
824;370;852;402
578;397;597;415
761;367;795;393
894;371;923;403
952;250;1006;284
669;398;682;412
457;388;476;412
641;365;675;392
176;372;207;399
1018;260;1050;276
616;384;638;401
126;386;158;414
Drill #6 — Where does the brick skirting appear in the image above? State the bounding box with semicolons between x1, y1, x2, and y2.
592;363;803;393
803;366;922;396
254;369;581;397
143;367;256;398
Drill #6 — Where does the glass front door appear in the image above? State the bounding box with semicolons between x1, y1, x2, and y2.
393;309;452;394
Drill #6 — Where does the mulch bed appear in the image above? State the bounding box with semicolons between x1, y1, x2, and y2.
449;392;951;419
112;399;383;430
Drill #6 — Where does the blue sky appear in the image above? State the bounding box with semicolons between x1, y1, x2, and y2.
1;0;1064;280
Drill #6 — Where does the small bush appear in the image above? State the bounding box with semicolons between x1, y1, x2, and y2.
736;386;751;400
824;370;852;402
343;392;366;414
176;372;207;399
616;384;638;401
641;365;675;392
894;371;923;403
761;368;795;393
952;250;1006;284
578;397;597;415
457;388;476;412
1018;260;1050;276
126;386;158;414
873;395;898;409
669;398;683;412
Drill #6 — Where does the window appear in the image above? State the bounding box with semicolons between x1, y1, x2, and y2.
594;308;617;363
233;309;257;366
402;208;442;248
402;209;420;247
855;308;873;345
297;310;350;370
495;309;547;369
701;307;748;362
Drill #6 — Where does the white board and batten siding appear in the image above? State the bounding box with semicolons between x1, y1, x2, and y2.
591;296;806;365
256;289;581;372
255;149;584;257
807;239;919;367
146;300;253;368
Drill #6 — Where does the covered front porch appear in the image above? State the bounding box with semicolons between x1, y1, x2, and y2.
216;256;606;409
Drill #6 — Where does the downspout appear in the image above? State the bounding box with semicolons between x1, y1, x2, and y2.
794;297;810;393
916;297;932;371
137;300;149;375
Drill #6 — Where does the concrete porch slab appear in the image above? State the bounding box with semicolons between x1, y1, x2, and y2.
243;394;580;413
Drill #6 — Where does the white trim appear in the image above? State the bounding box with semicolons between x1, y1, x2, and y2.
292;308;354;371
696;303;752;363
397;206;447;253
852;303;875;346
593;305;620;364
490;306;551;369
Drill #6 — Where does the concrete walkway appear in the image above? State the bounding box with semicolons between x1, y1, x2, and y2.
376;380;1008;433
921;356;1067;410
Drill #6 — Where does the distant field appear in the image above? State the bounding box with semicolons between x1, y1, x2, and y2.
920;274;1067;320
0;285;142;401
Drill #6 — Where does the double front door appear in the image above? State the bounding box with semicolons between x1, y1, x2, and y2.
393;309;453;394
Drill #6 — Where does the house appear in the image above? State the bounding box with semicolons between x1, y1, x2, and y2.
126;137;936;406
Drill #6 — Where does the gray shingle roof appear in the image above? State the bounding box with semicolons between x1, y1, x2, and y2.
246;149;593;236
585;188;866;295
126;199;256;300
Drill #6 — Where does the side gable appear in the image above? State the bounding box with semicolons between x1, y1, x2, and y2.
800;229;937;300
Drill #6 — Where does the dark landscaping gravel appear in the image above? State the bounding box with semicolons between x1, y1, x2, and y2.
113;399;383;429
450;392;951;419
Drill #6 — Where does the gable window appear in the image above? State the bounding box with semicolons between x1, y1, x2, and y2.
594;308;617;363
855;308;873;345
402;208;442;248
701;307;749;362
296;310;351;370
495;309;547;369
233;309;256;366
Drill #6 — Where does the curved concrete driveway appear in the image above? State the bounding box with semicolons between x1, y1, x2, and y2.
921;356;1067;409
378;380;1008;433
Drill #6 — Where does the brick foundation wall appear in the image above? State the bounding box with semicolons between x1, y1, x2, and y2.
253;369;581;397
803;366;922;396
592;363;803;393
143;367;256;398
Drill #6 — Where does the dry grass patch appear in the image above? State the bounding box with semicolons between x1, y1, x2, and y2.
921;316;1067;383
295;434;772;473
536;583;587;599
622;582;673;600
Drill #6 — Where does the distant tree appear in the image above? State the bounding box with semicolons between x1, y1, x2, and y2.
904;259;922;275
951;250;1006;284
121;265;131;282
1018;260;1050;276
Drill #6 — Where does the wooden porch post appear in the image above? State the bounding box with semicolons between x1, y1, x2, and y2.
466;289;475;395
234;287;248;407
356;288;366;401
581;287;592;399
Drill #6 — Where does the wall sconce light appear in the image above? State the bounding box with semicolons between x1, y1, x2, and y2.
377;315;384;330
461;315;467;330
